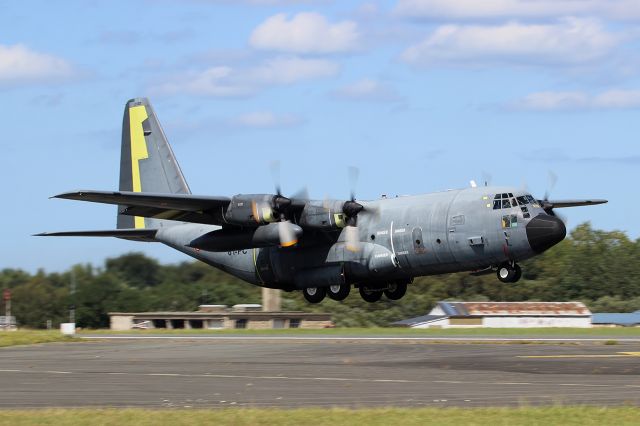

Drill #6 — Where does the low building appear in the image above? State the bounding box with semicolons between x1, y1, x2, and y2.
592;311;640;327
393;301;592;328
109;304;332;331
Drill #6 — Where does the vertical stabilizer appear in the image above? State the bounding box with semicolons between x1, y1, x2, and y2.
118;98;190;229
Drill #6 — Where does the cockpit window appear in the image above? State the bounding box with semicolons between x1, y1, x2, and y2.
493;193;538;210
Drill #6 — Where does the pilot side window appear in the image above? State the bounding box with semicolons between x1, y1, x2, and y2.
502;214;518;229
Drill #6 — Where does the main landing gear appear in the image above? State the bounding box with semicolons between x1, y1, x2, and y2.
302;286;326;304
303;283;351;303
302;281;409;304
496;262;522;283
359;281;408;303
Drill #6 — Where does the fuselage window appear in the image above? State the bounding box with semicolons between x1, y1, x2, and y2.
493;200;501;210
516;196;528;205
501;199;511;209
521;206;530;219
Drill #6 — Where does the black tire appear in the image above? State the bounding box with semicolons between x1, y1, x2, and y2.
303;287;326;304
511;264;522;283
327;284;350;301
497;264;516;283
359;286;382;303
384;282;407;300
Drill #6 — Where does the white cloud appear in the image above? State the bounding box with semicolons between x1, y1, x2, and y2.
248;57;339;84
150;56;339;97
332;79;401;102
250;12;360;53
512;89;640;111
0;44;75;85
394;0;640;21
401;18;618;67
230;111;303;128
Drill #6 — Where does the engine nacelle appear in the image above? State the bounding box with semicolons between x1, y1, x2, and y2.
298;200;346;230
224;194;282;226
188;222;303;252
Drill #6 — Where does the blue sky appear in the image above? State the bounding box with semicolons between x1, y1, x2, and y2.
1;0;638;272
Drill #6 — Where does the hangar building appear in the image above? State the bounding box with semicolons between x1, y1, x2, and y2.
109;304;332;331
393;301;592;328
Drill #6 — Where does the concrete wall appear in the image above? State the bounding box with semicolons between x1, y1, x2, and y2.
110;315;134;331
482;316;591;328
299;320;333;329
410;316;592;328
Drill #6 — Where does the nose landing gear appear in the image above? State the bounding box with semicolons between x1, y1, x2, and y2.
496;263;522;283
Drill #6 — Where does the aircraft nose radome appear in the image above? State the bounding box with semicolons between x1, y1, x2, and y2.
526;214;567;253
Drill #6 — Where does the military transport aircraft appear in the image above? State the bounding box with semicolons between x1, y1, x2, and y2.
37;98;608;303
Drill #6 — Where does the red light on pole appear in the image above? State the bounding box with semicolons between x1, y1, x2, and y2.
2;289;9;302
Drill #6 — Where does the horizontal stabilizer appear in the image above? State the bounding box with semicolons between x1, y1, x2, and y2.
34;228;158;242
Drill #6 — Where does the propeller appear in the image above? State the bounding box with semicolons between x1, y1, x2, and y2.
343;166;365;251
539;170;567;224
268;160;300;247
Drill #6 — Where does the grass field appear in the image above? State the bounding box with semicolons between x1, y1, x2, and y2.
2;327;638;348
0;330;74;348
77;326;640;337
0;407;638;426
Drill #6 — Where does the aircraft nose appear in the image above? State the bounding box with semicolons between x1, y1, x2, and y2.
526;214;566;253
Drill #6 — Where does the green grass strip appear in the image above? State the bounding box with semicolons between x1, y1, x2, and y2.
0;407;639;426
0;331;73;348
78;326;640;337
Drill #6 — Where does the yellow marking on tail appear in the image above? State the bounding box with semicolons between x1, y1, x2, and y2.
129;105;149;229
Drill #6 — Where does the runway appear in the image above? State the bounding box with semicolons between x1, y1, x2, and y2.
1;336;639;408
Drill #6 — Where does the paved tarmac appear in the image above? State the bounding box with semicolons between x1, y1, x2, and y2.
1;336;639;408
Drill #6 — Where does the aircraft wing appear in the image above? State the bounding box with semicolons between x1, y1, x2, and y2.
34;228;158;241
543;199;608;209
53;190;231;225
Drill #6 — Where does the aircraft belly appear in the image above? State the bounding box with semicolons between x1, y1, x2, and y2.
155;224;261;285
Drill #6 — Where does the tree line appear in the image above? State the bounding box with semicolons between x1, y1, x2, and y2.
2;223;639;328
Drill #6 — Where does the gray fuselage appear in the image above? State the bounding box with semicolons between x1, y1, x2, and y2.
155;186;553;291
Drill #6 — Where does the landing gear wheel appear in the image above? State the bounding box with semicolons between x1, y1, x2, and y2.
327;284;350;301
359;286;382;303
303;287;326;304
497;263;521;283
512;264;522;283
384;282;407;300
